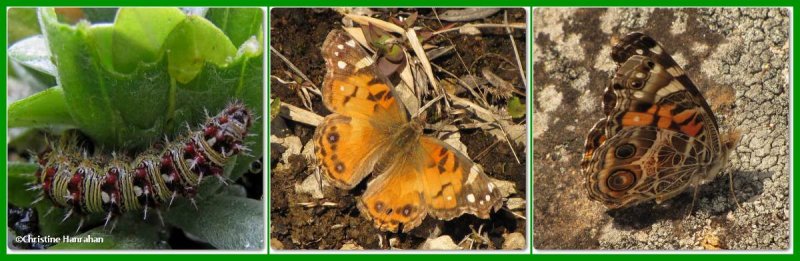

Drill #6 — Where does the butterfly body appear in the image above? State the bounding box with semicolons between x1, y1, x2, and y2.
583;32;735;209
314;30;501;232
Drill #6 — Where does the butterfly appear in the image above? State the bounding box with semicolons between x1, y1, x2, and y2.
313;29;502;232
581;32;736;209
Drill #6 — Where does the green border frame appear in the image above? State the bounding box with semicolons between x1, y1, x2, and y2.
1;0;796;259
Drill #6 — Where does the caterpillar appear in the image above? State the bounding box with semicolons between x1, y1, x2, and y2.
31;102;253;231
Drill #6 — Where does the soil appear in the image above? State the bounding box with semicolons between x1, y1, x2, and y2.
269;8;527;250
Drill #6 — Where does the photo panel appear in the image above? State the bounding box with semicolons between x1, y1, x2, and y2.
533;7;790;251
6;7;265;250
269;7;530;251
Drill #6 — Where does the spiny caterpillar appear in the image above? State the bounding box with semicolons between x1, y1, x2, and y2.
31;102;253;231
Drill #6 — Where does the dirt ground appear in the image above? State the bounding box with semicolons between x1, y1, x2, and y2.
269;8;528;250
533;8;790;250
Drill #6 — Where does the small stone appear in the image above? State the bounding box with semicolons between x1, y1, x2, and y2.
419;236;460;250
340;242;363;250
295;172;327;199
490;178;516;198
701;234;723;250
506;197;526;210
270;238;284;250
502;232;526;250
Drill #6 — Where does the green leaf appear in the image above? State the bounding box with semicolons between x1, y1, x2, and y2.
8;35;57;76
205;8;264;48
165;15;237;84
269;98;281;120
507;96;525;119
165;196;264;250
8;162;39;207
49;215;162;249
7;8;41;45
8;86;74;128
35;7;262;152
111;8;187;73
13;8;264;247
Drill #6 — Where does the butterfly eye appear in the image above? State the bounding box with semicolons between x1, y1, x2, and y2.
607;170;636;191
614;143;636;159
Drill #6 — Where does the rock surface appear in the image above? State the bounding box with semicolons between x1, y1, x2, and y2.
533;8;790;250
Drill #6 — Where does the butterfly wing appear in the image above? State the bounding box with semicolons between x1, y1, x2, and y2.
418;137;502;220
357;156;427;233
314;30;408;188
357;137;501;232
320;29;407;121
584;32;725;208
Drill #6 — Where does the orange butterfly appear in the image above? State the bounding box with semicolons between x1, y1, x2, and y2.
313;29;502;232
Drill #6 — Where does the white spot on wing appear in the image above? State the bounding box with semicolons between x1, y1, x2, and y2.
354;57;373;70
337;61;347;69
467;194;476;203
666;66;684;77
346;39;356;47
466;165;480;184
655;80;685;101
446;196;453;201
652;45;663;54
485;194;491;201
488;183;494;192
336;44;344;50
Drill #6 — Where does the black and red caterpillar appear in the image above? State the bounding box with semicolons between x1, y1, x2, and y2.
32;102;252;230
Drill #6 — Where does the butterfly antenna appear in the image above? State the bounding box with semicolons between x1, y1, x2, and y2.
143;205;149;220
414;94;445;119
